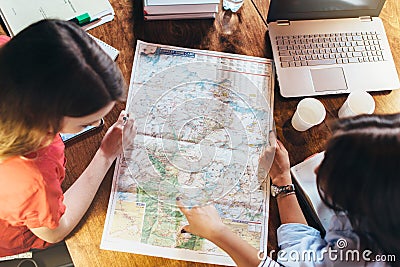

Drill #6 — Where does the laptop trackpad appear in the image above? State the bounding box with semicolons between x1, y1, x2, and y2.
310;67;347;92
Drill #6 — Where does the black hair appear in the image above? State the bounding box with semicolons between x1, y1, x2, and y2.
317;114;400;265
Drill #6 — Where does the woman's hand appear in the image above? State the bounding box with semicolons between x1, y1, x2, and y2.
99;110;137;160
177;200;262;267
177;201;227;241
260;134;292;186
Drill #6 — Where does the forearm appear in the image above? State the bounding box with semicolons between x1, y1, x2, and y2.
274;176;307;225
30;149;116;243
277;193;307;225
209;226;260;267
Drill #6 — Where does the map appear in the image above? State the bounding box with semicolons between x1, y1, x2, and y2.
101;41;275;266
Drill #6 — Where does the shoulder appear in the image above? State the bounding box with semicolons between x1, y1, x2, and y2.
327;212;353;231
0;135;64;182
0;154;65;228
34;135;66;175
39;134;65;161
0;156;43;190
277;223;322;246
0;157;45;220
277;215;391;266
0;138;65;222
325;213;361;250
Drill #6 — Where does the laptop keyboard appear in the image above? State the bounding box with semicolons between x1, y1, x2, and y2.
276;32;385;68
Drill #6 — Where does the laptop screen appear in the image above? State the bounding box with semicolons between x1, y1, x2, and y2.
267;0;386;22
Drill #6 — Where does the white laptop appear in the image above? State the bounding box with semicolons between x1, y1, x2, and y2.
267;0;400;98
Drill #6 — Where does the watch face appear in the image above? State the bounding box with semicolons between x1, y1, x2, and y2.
271;184;295;197
271;185;280;197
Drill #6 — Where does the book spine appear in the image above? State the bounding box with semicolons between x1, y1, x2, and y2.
143;4;218;15
146;0;219;5
144;12;216;21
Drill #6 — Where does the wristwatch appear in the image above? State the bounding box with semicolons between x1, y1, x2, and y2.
271;184;295;198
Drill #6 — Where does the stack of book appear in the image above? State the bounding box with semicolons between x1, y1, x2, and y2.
0;0;120;61
143;0;219;21
0;0;114;36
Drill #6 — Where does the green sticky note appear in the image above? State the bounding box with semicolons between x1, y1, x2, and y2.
76;13;91;25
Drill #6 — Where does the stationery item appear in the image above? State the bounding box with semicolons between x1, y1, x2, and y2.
146;0;219;5
68;12;92;26
291;98;326;131
267;0;400;98
338;91;375;118
144;12;216;21
290;152;335;231
101;40;275;266
122;116;128;126
143;2;218;15
89;34;119;61
0;251;32;262
0;0;115;36
60;118;104;143
142;0;218;20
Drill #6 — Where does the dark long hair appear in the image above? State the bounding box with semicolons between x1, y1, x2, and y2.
0;19;125;159
317;114;400;264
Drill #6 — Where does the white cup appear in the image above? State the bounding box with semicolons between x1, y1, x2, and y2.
222;0;245;12
291;98;326;131
338;91;375;118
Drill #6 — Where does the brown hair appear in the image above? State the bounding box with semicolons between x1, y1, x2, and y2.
317;114;400;263
0;19;125;160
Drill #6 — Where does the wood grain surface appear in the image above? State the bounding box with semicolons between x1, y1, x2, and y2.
0;0;399;266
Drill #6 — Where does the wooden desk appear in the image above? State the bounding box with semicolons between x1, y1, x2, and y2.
1;0;399;266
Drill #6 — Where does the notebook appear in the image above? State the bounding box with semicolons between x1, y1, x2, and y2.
0;0;114;36
89;34;120;61
290;152;335;231
143;1;218;15
144;12;216;21
267;0;400;98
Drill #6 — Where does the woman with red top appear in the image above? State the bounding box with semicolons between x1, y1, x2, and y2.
0;19;136;257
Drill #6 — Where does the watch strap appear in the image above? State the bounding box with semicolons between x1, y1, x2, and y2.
271;183;295;198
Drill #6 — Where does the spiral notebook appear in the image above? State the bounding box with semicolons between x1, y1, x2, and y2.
89;34;119;61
